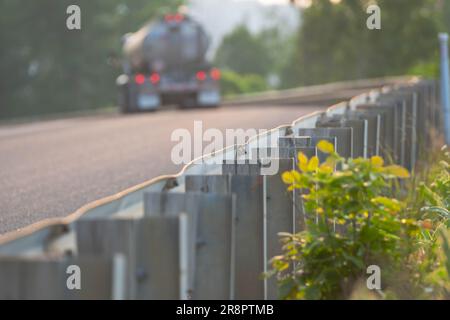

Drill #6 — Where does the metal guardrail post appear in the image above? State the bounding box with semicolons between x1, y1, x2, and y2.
264;158;295;299
298;128;353;159
253;146;316;230
76;216;183;299
135;216;182;299
316;115;366;158
0;256;113;299
378;94;408;166
144;192;235;300
186;172;264;300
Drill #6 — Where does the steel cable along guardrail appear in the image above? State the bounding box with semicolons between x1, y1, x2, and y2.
0;79;442;300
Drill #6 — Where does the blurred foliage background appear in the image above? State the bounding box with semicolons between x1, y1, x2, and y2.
0;0;181;119
0;0;449;119
217;0;447;94
280;0;443;87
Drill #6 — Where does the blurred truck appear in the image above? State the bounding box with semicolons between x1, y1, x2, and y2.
116;13;221;113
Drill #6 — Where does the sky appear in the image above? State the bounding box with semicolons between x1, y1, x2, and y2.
253;0;291;5
256;0;314;7
188;0;300;56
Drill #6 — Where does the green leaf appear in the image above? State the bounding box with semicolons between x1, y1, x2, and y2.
371;196;403;212
420;206;450;218
282;170;300;184
370;156;384;167
317;140;334;154
278;279;296;300
438;229;450;277
342;253;364;269
383;165;410;178
298;152;309;172
307;156;319;171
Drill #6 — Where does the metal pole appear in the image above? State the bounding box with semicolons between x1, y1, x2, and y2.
112;253;127;300
179;212;189;300
439;33;450;145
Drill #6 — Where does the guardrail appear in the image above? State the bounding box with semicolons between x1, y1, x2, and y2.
222;76;413;106
0;78;441;299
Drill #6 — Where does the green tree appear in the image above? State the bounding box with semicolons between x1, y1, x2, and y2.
214;24;272;76
440;0;450;32
220;70;268;96
0;0;182;119
281;0;439;88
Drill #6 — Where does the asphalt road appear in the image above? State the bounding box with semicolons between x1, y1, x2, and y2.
0;87;372;234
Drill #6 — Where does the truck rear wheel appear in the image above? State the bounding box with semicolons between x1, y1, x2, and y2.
119;85;133;113
117;75;136;114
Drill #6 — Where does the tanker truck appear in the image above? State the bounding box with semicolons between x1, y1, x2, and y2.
116;13;221;113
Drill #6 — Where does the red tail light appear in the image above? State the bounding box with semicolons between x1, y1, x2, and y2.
174;14;184;23
210;68;221;80
165;14;184;23
150;72;160;85
196;71;207;81
135;74;145;85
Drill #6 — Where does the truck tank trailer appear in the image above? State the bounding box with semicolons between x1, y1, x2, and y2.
116;13;221;112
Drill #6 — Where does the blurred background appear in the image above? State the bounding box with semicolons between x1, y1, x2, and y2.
0;0;448;119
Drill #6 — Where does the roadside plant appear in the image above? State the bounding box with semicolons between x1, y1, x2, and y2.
412;145;450;298
421;228;450;299
270;140;418;299
418;145;450;230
